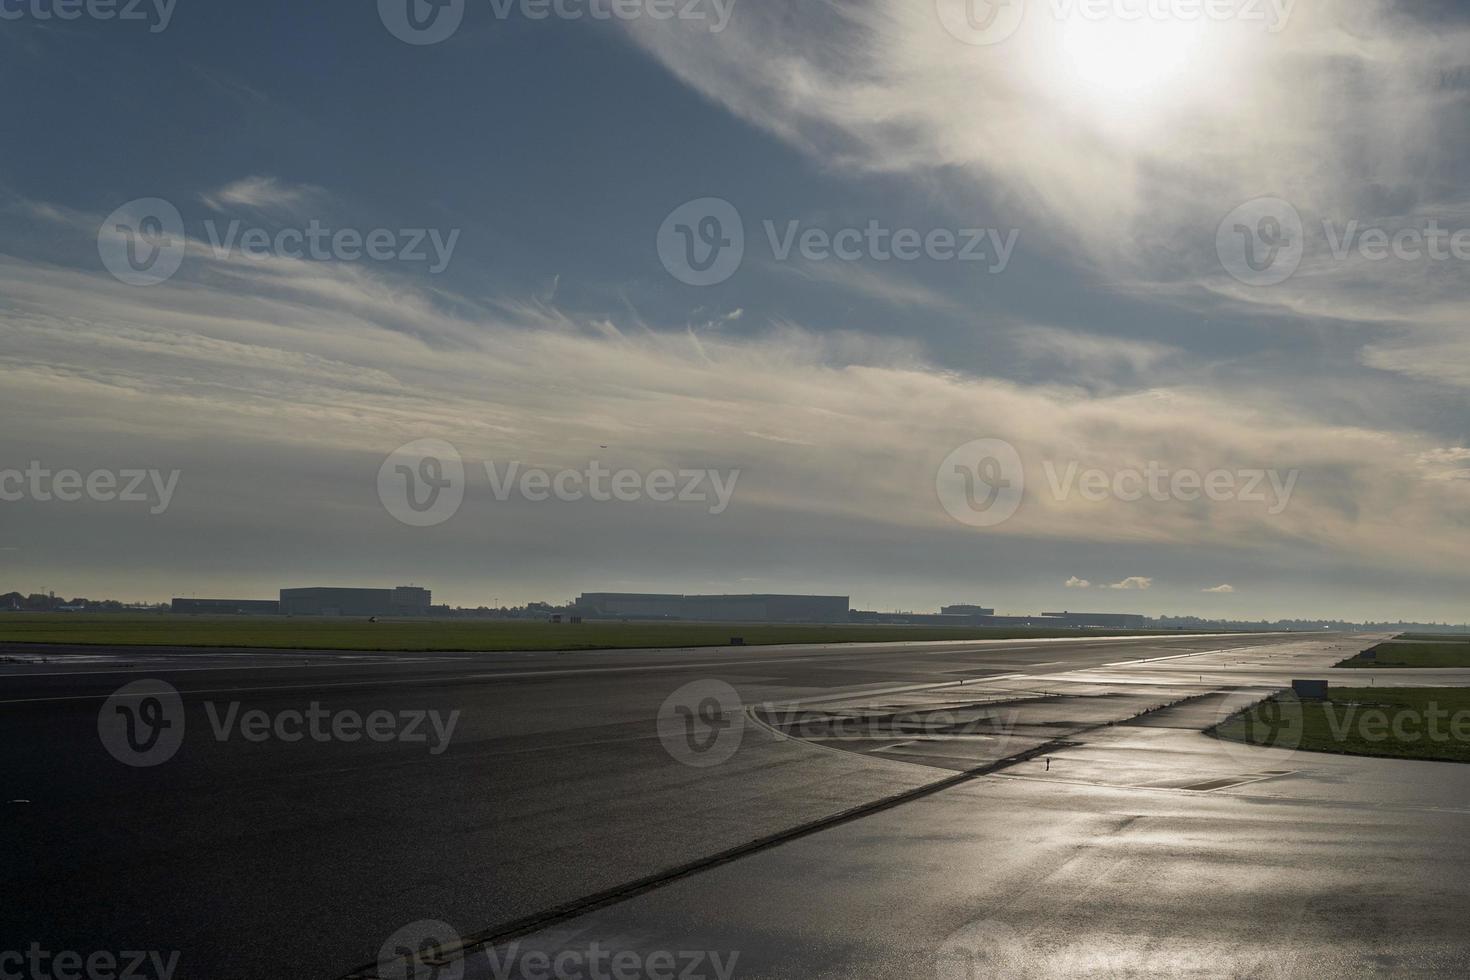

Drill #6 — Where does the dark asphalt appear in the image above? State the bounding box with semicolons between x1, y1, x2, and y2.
0;632;1401;979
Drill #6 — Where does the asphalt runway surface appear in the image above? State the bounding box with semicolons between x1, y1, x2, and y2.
7;630;1466;978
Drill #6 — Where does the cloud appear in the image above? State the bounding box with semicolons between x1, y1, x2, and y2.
1006;326;1178;380
1416;447;1470;483
1202;584;1237;594
1419;448;1470;465
616;1;1470;397
1065;577;1091;589
200;176;325;215
1107;577;1154;591
2;202;1470;586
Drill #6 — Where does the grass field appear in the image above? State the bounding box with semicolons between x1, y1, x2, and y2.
0;614;1195;653
1213;687;1470;763
1337;640;1470;669
1397;633;1470;641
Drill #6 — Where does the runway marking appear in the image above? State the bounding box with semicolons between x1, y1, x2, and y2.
0;636;1309;704
338;734;1081;980
989;771;1470;815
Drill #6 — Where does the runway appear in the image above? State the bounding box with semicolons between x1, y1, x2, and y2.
9;630;1462;978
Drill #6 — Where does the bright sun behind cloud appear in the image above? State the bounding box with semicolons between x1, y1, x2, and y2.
1059;16;1208;104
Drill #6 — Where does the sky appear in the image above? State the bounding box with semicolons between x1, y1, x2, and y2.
1;0;1469;620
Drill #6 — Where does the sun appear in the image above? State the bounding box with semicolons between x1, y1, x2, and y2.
1058;16;1207;104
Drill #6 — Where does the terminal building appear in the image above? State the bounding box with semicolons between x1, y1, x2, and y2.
1041;611;1148;630
575;593;850;623
279;586;432;617
171;598;281;615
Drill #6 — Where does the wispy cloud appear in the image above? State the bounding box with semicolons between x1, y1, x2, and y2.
3;202;1470;587
200;176;325;216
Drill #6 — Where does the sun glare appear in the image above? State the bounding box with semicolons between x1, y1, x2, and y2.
1059;17;1207;103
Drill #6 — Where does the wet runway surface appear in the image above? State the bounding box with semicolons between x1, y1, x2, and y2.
8;631;1465;978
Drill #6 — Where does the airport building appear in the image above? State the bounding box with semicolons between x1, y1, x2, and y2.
171;598;281;615
1041;611;1148;630
279;586;432;617
576;593;850;623
940;604;996;616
